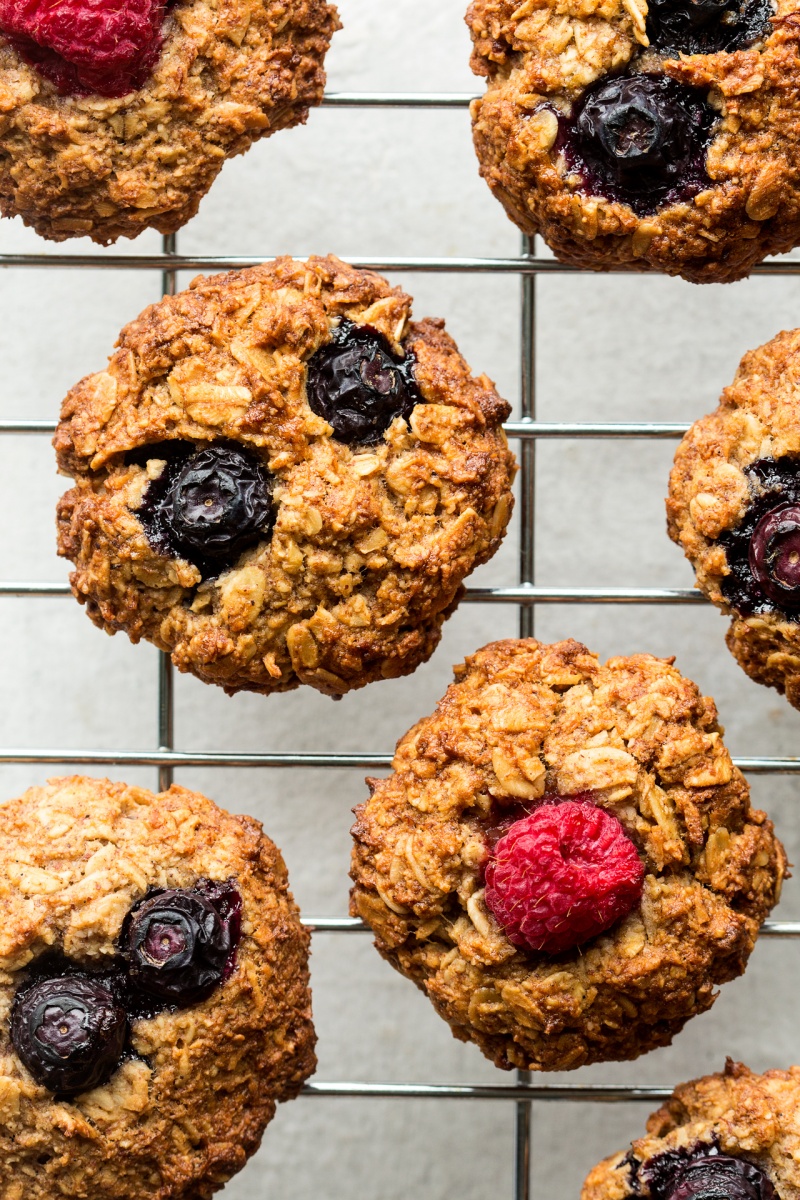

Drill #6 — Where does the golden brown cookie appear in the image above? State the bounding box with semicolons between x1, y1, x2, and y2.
350;638;786;1072
0;774;315;1200
667;328;800;709
55;255;516;698
466;0;800;283
0;0;339;243
582;1060;800;1200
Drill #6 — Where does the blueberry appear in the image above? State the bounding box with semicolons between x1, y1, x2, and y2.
646;0;772;55
305;319;421;446
716;457;800;617
749;503;800;605
137;443;274;577
643;1146;777;1200
558;74;715;215
123;883;240;1005
11;975;127;1096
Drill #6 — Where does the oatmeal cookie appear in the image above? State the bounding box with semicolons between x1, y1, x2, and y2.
0;0;339;243
0;774;315;1200
582;1060;800;1200
466;0;800;283
55;255;516;698
350;638;785;1072
667;328;800;709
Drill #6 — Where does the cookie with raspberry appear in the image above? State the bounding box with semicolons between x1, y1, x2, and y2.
466;0;800;283
0;0;339;242
0;774;315;1200
55;256;516;697
350;638;786;1072
582;1060;800;1200
667;328;800;709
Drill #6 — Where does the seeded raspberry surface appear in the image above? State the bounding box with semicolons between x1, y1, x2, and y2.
0;0;166;96
484;798;645;955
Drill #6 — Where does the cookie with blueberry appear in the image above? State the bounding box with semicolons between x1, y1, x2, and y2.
667;328;800;709
0;774;315;1200
583;1060;799;1200
350;638;785;1072
55;255;516;697
466;0;800;283
0;0;339;242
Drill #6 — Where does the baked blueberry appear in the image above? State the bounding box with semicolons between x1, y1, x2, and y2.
11;974;127;1096
137;443;275;577
644;1147;777;1200
646;0;772;56
305;319;421;446
123;884;239;1004
581;1064;790;1200
563;74;715;215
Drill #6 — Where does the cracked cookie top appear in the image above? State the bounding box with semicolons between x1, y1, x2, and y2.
465;0;800;282
582;1061;800;1200
0;0;339;242
350;638;785;1071
55;256;516;698
0;774;315;1200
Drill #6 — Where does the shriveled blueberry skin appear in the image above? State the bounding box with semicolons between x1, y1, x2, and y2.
123;880;241;1005
11;974;128;1096
306;319;421;446
717;457;800;617
137;443;274;577
641;1144;777;1200
646;0;772;55
558;74;715;216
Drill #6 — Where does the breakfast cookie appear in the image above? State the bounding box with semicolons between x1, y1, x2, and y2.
668;328;800;709
0;774;315;1200
466;0;800;283
582;1060;800;1200
55;255;516;698
350;638;785;1072
0;0;339;242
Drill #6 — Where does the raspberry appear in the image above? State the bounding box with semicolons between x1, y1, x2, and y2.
484;797;644;955
0;0;166;98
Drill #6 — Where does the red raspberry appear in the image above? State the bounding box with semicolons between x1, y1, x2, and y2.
484;797;644;955
0;0;166;97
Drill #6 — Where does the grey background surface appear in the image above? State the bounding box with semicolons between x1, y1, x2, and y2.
1;1;800;1196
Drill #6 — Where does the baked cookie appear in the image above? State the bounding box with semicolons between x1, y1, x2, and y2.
0;0;339;242
350;638;786;1072
466;0;800;283
0;774;315;1200
667;328;800;709
582;1060;800;1200
55;255;516;698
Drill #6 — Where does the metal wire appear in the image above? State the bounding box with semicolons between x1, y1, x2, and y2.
3;77;796;1199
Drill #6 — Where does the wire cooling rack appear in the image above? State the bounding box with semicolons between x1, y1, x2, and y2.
2;82;800;1200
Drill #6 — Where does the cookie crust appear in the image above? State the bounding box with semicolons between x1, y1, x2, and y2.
350;639;785;1072
582;1060;800;1200
0;774;315;1200
466;0;800;283
0;0;339;243
667;328;800;708
55;255;516;698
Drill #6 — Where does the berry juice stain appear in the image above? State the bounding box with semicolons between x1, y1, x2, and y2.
716;457;800;617
554;73;716;215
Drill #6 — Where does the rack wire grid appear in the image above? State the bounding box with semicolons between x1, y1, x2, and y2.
3;17;800;1200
